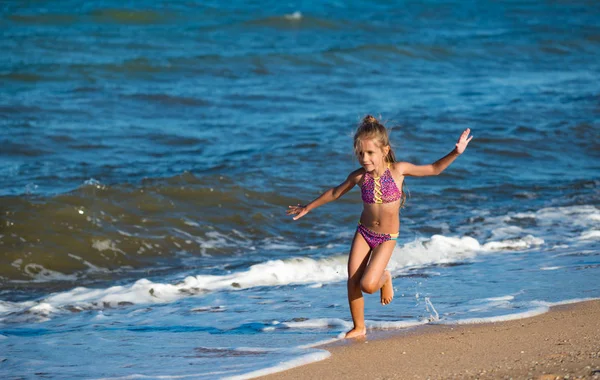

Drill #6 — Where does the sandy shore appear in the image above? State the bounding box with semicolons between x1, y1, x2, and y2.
261;300;600;380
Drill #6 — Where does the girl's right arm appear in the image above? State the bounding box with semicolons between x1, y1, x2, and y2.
287;168;363;220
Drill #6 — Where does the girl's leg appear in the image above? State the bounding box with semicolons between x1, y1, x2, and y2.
359;239;396;305
345;230;371;338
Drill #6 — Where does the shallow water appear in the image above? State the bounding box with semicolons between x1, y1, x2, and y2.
1;0;599;378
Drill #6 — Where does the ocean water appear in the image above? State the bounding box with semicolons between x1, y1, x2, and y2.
1;0;599;378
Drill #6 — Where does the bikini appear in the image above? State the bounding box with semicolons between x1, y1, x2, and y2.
358;165;402;249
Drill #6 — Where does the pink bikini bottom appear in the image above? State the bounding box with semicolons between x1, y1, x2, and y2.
357;222;398;249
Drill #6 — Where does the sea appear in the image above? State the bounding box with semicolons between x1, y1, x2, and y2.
1;0;599;379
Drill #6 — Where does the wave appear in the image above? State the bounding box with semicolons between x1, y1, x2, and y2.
125;93;211;107
242;12;340;30
1;173;597;294
89;8;173;25
0;173;296;284
0;225;576;323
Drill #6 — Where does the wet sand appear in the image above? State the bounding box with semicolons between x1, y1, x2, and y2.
261;299;600;380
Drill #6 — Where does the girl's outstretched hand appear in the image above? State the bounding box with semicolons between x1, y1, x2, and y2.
287;204;309;220
455;128;473;154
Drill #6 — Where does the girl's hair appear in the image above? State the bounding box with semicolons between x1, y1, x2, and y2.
353;115;396;163
354;115;407;208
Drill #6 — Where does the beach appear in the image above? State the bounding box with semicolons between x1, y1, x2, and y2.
2;1;600;378
262;300;600;380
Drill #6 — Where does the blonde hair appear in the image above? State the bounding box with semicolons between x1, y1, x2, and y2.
353;115;396;163
354;115;407;208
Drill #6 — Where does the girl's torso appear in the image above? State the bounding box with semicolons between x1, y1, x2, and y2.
358;164;403;233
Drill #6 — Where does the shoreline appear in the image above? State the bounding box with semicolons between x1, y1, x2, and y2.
259;299;600;380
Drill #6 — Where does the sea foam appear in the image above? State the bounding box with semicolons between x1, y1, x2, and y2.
0;230;552;321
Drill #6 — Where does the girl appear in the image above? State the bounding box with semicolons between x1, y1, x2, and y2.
287;115;473;339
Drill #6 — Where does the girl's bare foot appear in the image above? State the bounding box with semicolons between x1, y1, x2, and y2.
344;327;366;339
380;270;394;305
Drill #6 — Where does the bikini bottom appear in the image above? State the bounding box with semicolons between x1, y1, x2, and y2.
357;222;399;250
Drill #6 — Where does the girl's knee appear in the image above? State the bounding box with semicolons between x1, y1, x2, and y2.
360;278;377;294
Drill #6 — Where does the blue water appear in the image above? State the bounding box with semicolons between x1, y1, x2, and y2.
1;1;599;379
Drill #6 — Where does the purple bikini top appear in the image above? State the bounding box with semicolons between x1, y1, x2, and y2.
360;167;402;204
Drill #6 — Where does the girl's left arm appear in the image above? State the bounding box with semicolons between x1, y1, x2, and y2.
398;128;473;177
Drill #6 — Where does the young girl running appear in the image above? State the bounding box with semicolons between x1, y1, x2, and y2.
287;115;473;339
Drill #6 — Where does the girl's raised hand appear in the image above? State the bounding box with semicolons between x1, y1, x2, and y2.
455;128;473;154
287;204;309;220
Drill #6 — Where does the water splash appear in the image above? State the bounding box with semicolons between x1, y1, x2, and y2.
425;297;439;322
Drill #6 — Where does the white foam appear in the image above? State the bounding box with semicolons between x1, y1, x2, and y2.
283;11;303;21
51;279;184;307
94;311;108;320
297;337;341;349
540;266;562;271
467;297;513;313
23;263;78;282
483;295;515;302
448;298;600;325
83;178;105;189
174;228;241;251
439;297;600;326
235;346;272;354
92;239;126;255
482;235;544;251
515;191;537;199
261;242;299;251
578;230;600;240
387;235;480;271
490;226;524;240
544;297;600;307
367;319;429;330
468;205;599;250
535;205;599;225
0;233;485;318
0;300;35;314
28;302;57;316
283;318;350;329
67;253;108;272
184;233;490;292
97;370;240;379
437;306;550;325
282;317;426;331
186;255;348;291
225;350;330;380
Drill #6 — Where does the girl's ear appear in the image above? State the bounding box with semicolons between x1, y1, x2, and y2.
384;145;390;156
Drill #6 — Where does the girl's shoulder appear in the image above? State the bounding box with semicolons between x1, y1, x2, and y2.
390;161;409;176
348;167;366;184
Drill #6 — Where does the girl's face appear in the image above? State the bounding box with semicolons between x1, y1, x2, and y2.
356;138;389;171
